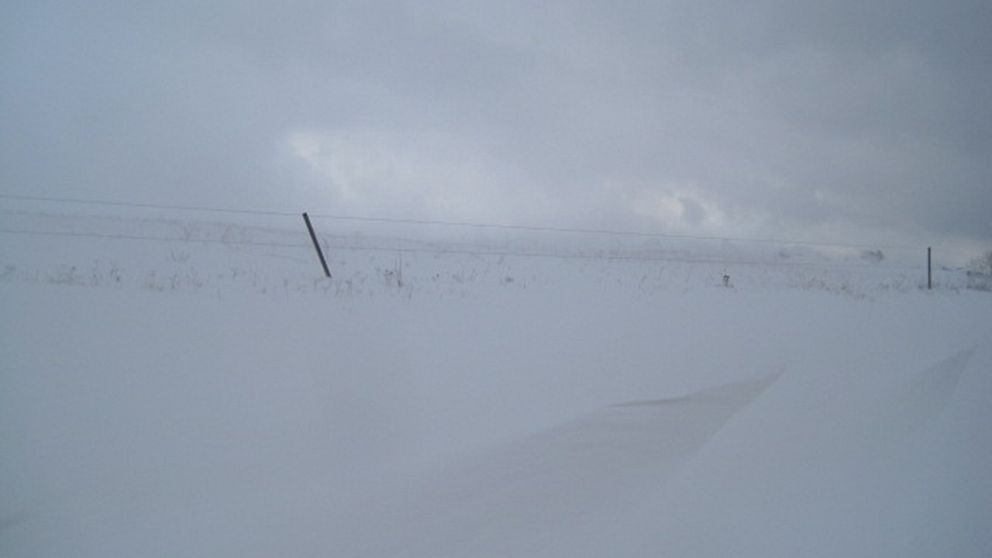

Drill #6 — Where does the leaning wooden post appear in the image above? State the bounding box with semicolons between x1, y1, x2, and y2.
927;246;932;290
303;212;331;278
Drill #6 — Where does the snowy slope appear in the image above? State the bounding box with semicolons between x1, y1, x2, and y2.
327;375;779;557
1;209;990;557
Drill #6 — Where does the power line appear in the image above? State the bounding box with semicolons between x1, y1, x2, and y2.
306;213;918;251
0;193;297;218
0;192;920;252
0;228;310;249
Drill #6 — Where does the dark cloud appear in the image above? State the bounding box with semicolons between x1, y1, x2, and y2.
2;1;989;248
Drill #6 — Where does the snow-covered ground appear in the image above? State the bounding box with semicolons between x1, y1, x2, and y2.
2;208;990;557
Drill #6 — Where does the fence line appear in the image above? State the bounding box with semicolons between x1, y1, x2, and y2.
319;243;922;271
0;227;923;272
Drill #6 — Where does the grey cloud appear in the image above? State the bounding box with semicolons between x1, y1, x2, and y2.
1;0;989;247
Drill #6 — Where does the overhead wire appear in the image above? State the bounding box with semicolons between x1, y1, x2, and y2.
0;228;310;250
0;192;920;252
0;193;298;218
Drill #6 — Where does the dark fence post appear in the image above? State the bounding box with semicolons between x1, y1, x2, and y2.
927;246;932;290
303;212;331;278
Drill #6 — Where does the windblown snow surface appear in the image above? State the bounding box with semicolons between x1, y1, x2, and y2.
1;210;991;557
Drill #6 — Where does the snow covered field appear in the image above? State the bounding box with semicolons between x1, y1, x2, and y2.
2;209;991;557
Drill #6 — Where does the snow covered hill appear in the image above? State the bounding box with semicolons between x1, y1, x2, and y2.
2;207;990;557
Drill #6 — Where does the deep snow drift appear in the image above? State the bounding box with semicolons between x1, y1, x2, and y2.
1;209;990;557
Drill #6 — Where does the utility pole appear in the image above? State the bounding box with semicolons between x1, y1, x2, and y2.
303;212;331;278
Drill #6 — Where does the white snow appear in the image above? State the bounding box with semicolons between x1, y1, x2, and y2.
1;209;990;557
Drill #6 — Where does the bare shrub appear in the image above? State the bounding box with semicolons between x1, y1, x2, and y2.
966;251;992;291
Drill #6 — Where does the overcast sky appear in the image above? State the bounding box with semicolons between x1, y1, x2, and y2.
2;0;990;252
